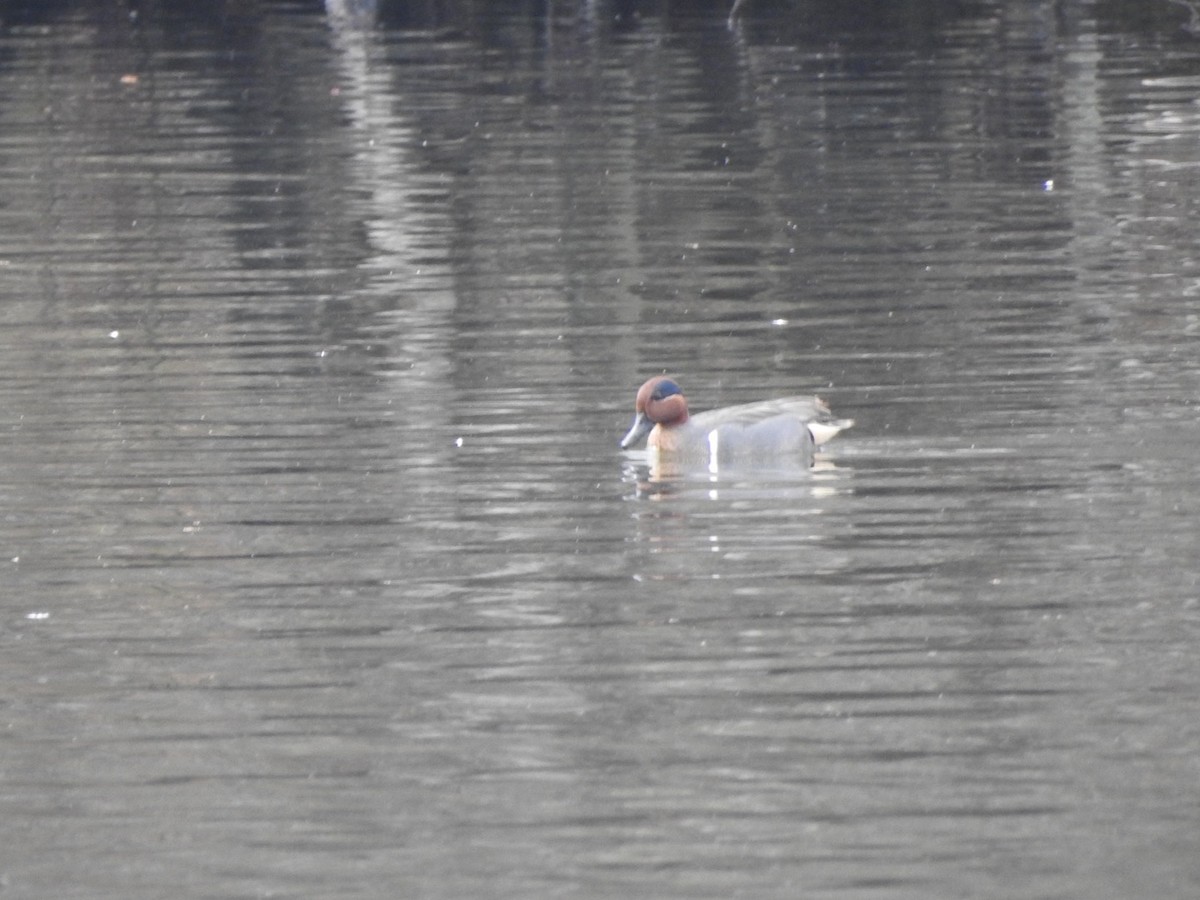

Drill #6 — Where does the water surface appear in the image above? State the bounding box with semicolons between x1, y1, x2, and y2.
1;1;1198;897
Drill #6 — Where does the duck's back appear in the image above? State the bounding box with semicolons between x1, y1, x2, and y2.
691;395;852;446
708;415;814;468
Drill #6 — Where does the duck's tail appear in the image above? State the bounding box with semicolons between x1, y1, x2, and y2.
808;418;854;447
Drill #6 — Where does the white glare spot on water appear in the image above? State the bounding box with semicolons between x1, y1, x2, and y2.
455;437;464;447
26;612;49;620
109;330;120;339
772;318;788;326
1043;179;1054;191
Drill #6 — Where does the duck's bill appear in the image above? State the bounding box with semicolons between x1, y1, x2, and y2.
620;412;653;449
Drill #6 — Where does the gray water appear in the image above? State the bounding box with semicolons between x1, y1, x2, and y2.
2;1;1199;897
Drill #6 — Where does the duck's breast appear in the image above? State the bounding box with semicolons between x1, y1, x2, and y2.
648;421;710;460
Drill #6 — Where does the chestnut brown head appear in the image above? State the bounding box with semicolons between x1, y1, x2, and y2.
620;376;689;448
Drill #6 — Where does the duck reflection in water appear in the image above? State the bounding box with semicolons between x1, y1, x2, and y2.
620;375;852;479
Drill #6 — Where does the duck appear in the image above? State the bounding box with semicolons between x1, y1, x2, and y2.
619;375;852;471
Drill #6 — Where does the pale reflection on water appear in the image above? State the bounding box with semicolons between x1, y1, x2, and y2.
1;1;1199;898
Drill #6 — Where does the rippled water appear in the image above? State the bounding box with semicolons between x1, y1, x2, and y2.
2;1;1199;897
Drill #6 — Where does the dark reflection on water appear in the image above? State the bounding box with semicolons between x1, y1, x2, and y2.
2;1;1199;897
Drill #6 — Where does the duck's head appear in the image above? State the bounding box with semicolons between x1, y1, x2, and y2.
620;376;689;448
